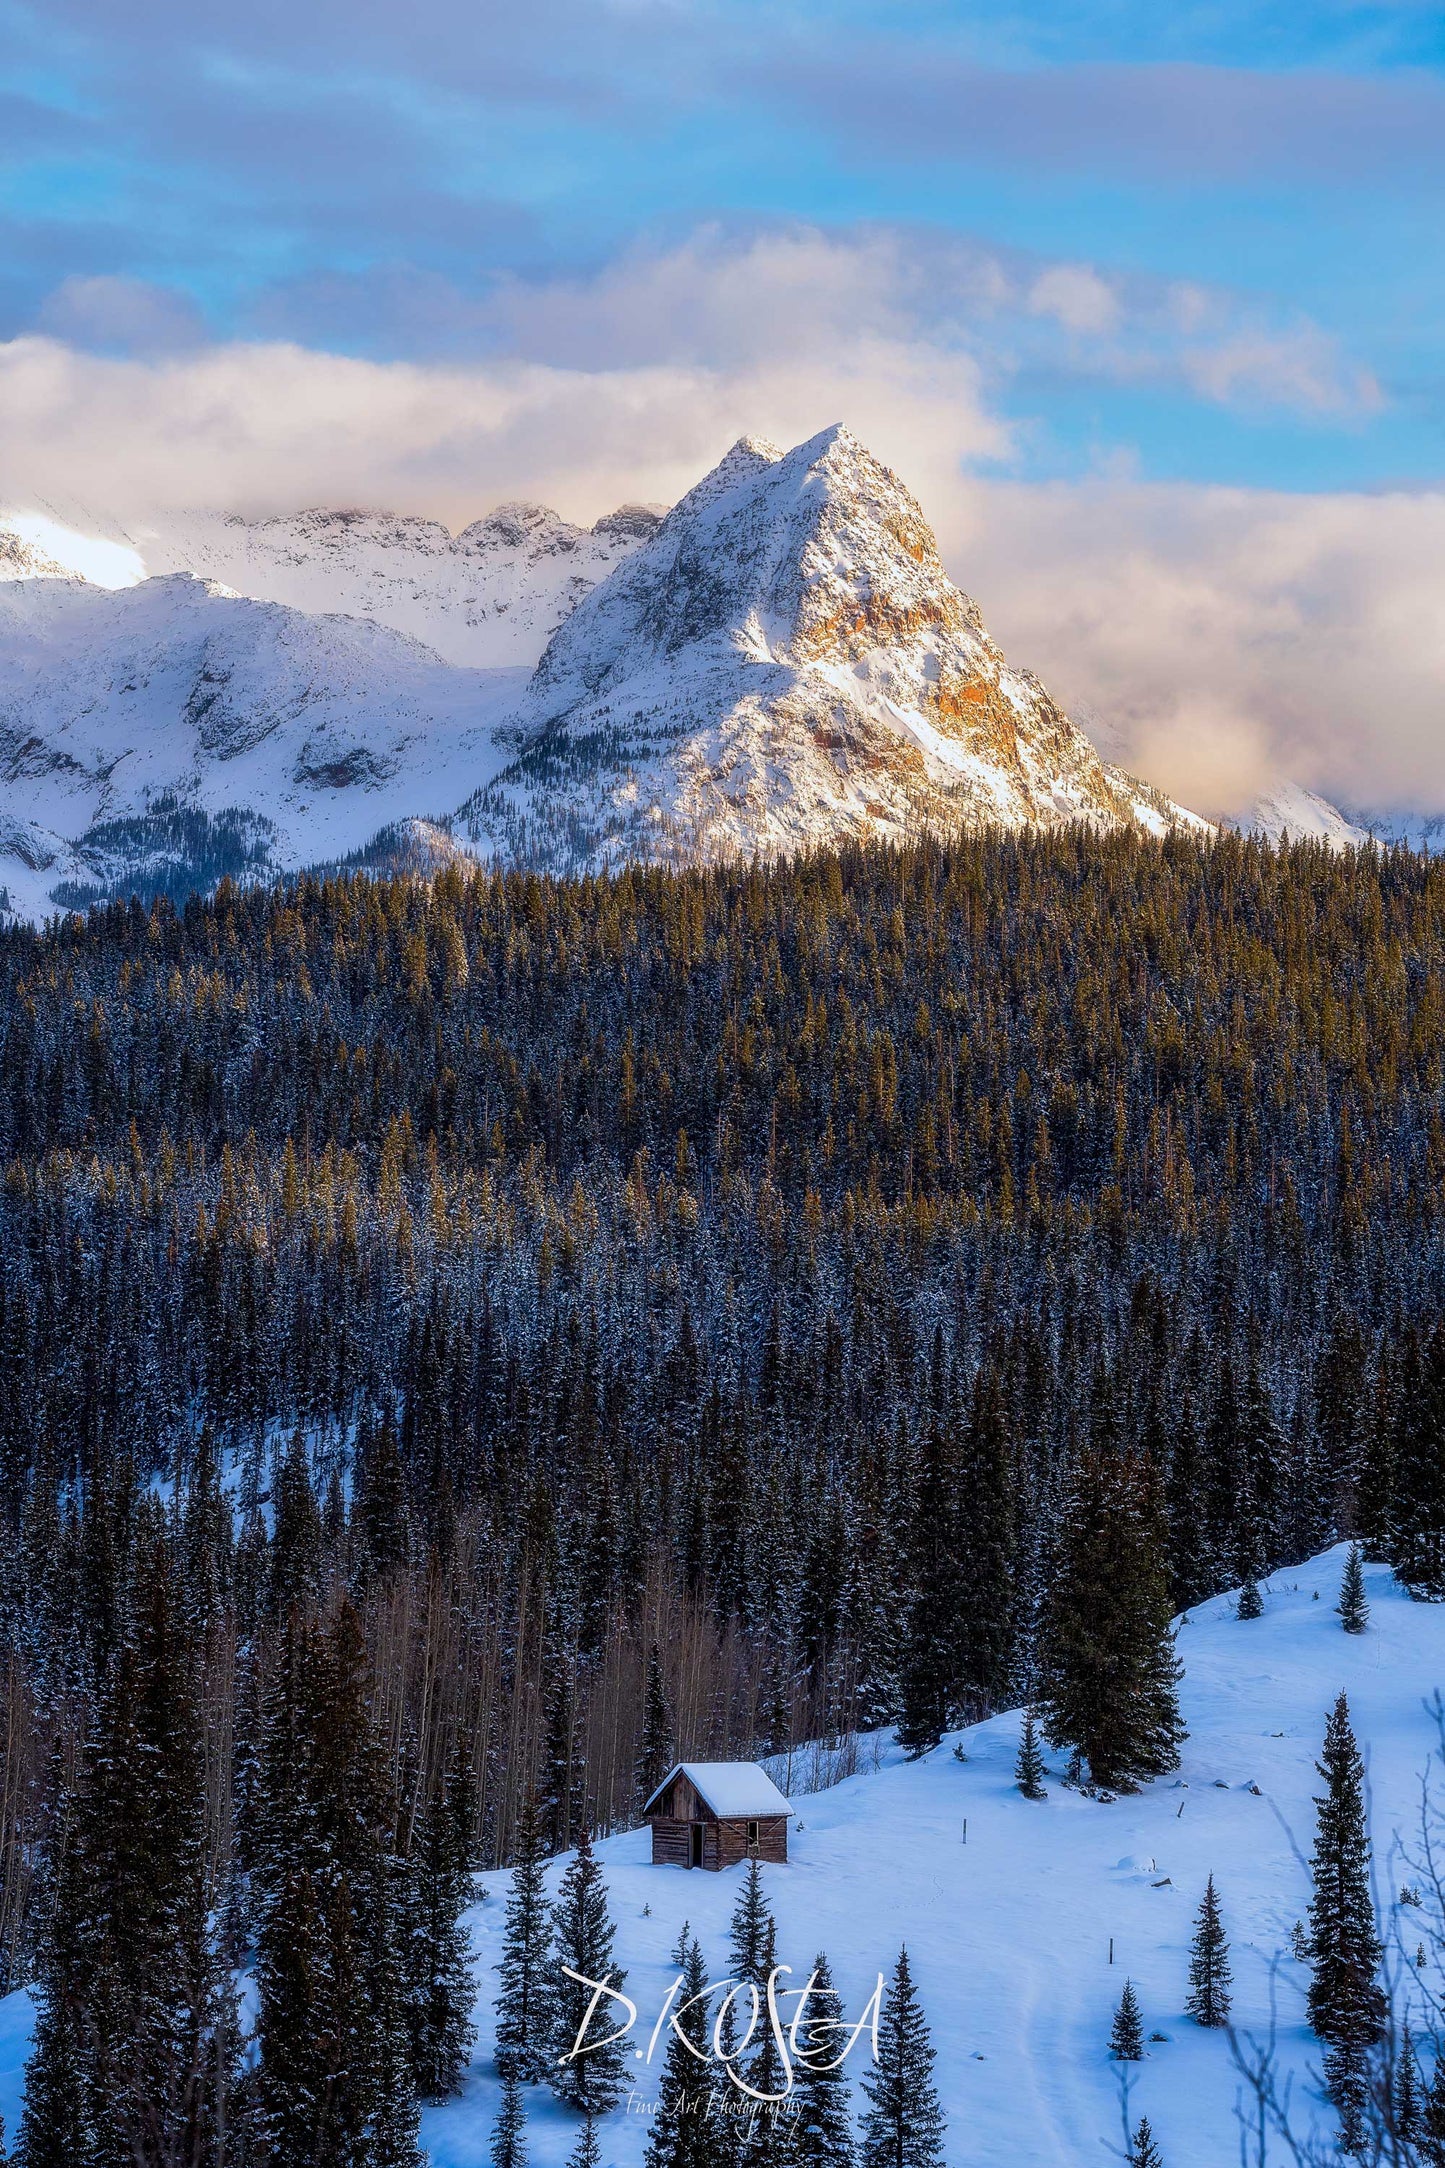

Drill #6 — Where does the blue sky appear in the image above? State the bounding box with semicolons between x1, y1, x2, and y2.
3;0;1442;493
2;1;1443;818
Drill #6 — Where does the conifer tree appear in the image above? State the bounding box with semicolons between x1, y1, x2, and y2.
646;1931;714;2168
1391;1328;1445;1600
1015;1710;1046;1801
1039;1449;1185;1792
858;1948;945;2168
549;1828;630;2114
1338;1545;1369;1634
1184;1876;1232;2026
895;1418;962;1756
740;1916;793;2168
407;1768;478;2099
729;1859;772;1998
16;1820;93;2168
1236;1573;1263;1621
1307;1694;1384;2054
539;1653;587;1855
1109;1980;1144;2061
491;2065;528;2168
568;2114;601;2168
496;1791;552;2082
635;1647;676;1815
1395;2021;1423;2144
791;1952;855;2168
1128;2118;1163;2168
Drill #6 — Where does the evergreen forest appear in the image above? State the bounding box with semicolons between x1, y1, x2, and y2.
2;826;1445;2152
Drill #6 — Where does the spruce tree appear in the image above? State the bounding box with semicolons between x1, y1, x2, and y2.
1391;1328;1445;1600
1039;1448;1185;1792
1185;1876;1232;2027
548;1828;630;2114
1015;1709;1046;1800
496;1790;552;2082
646;1932;714;2168
858;1948;945;2168
1236;1573;1263;1621
740;1916;792;2168
1307;1694;1384;2053
635;1646;676;1815
1109;1980;1144;2061
1395;2021;1423;2144
728;1859;772;1998
791;1952;855;2168
1338;1545;1369;1634
568;2114;601;2168
1128;2118;1163;2168
895;1417;962;1756
407;1769;478;2099
491;2064;528;2168
16;1821;94;2168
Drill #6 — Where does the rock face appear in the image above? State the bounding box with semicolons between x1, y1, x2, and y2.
131;502;665;668
461;426;1202;873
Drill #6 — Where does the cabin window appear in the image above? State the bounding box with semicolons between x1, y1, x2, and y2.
747;1819;759;1846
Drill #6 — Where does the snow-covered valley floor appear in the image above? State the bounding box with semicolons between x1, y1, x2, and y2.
3;1546;1441;2165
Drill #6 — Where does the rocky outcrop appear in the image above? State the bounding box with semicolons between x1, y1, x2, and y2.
460;426;1205;873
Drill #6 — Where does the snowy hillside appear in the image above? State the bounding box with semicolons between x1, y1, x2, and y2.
1241;781;1374;850
462;426;1206;874
1238;783;1445;855
0;571;522;917
128;502;664;668
0;1547;1432;2164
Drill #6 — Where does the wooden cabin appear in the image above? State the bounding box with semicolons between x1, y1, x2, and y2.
642;1761;794;1870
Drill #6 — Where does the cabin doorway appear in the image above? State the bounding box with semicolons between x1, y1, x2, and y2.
690;1824;703;1868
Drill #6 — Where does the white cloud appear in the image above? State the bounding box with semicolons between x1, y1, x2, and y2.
1026;263;1120;337
932;475;1445;818
0;324;1004;534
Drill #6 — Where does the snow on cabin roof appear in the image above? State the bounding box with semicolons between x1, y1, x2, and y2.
643;1762;795;1820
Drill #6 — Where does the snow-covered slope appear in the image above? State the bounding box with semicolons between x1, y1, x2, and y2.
461;426;1206;875
0;572;521;917
0;1547;1433;2166
1241;782;1373;850
1239;782;1445;855
130;503;664;668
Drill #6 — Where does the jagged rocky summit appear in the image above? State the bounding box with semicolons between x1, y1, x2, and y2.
459;426;1203;874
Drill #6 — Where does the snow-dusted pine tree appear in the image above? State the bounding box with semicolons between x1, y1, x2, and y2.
635;1646;676;1815
1307;1694;1384;2054
548;1828;630;2114
728;1858;772;1997
1109;1980;1144;2061
1338;1545;1369;1633
791;1951;856;2168
1015;1710;1047;1801
858;1947;945;2168
496;1790;552;2082
491;2065;528;2168
1128;2118;1163;2168
1185;1876;1232;2027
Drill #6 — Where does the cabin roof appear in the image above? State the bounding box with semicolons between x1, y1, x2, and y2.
643;1761;795;1820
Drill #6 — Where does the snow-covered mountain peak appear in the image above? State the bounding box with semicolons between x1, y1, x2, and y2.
462;425;1205;873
